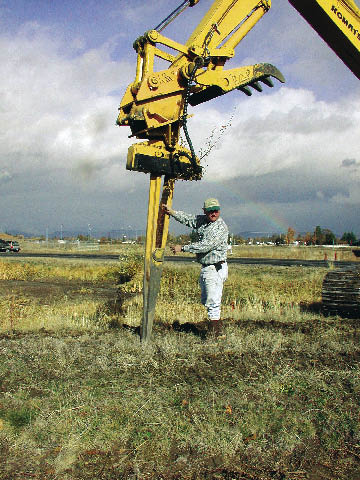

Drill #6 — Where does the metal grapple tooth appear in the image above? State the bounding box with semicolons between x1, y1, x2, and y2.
250;81;263;92
261;76;274;88
237;86;252;96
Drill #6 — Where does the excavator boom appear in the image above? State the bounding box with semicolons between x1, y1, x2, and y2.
289;0;360;79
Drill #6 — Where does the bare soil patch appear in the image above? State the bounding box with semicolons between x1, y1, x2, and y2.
0;279;119;304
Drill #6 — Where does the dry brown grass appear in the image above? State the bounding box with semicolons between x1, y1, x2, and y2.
230;244;359;261
0;256;359;479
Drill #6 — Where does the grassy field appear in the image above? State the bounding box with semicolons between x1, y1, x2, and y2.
0;254;359;479
15;238;360;262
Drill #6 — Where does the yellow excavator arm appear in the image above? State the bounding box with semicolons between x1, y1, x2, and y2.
118;0;360;178
289;0;360;79
117;0;285;181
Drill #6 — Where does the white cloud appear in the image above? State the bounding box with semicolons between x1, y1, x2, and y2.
189;87;359;181
0;22;133;187
0;170;12;182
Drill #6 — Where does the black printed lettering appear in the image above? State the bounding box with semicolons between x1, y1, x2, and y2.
332;5;360;42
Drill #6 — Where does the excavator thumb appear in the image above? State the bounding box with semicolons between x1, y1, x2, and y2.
189;63;285;106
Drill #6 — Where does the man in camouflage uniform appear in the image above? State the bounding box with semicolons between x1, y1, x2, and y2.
163;198;229;335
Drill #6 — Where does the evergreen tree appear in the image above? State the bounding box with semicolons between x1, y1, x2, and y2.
341;232;357;245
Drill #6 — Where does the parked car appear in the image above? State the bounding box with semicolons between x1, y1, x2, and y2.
0;239;7;252
5;241;20;253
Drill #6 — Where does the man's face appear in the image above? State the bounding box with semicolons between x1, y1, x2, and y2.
204;209;220;222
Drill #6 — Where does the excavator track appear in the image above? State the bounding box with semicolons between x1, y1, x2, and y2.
322;265;360;317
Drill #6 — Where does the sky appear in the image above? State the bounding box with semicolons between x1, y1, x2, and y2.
0;0;359;238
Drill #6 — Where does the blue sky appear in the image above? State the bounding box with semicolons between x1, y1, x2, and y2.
0;0;359;237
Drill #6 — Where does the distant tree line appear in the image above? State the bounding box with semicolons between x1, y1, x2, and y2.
239;226;358;246
167;226;359;246
45;227;358;247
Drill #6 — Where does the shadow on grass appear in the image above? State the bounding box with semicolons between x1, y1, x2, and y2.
120;320;209;340
171;320;208;340
122;324;141;336
299;301;323;314
299;300;360;319
302;301;360;320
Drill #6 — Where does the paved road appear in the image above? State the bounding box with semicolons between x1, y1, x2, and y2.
2;252;359;268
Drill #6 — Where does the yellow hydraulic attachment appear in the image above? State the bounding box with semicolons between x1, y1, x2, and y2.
117;0;285;341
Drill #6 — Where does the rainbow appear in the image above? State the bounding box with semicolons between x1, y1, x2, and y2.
222;184;289;235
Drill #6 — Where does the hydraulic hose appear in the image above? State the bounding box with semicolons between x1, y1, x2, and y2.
180;59;203;177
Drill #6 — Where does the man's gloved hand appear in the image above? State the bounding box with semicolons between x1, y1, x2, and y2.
162;204;174;216
171;245;182;254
